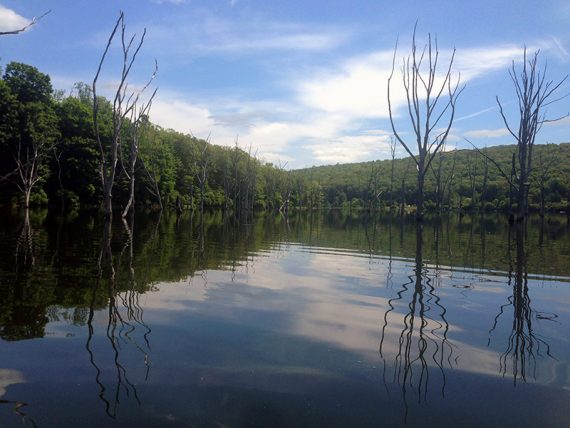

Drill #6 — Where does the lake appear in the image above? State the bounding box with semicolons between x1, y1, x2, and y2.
0;209;569;427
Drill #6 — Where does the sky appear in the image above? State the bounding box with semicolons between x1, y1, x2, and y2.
0;0;569;168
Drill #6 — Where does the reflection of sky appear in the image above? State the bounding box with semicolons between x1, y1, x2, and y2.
0;369;24;398
1;242;569;426
138;245;570;388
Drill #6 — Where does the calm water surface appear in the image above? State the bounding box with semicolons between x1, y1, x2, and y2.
0;209;569;427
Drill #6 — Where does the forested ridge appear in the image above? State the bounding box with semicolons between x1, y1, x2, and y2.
294;143;570;212
1;61;568;214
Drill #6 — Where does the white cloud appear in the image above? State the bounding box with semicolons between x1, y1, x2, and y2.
0;5;29;32
298;51;397;120
454;46;527;80
298;45;526;122
150;96;296;162
150;15;349;55
149;42;543;167
151;99;217;138
463;128;510;139
308;133;392;164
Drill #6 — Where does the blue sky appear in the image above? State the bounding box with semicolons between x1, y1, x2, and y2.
1;0;569;168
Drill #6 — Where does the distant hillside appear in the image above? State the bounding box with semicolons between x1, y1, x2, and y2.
292;143;570;211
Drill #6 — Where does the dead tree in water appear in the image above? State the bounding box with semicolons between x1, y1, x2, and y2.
194;136;210;213
388;25;463;220
389;137;396;211
532;144;557;217
479;147;489;212
92;12;153;218
122;64;158;218
494;49;567;220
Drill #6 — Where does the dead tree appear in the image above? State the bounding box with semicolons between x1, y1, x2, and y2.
387;25;463;220
92;12;151;218
244;145;258;212
13;101;58;208
0;10;50;36
466;153;477;210
194;136;210;213
389;136;397;211
399;160;411;216
277;161;292;214
532;144;557;217
14;137;52;208
496;49;567;220
366;160;383;211
140;156;163;211
121;64;158;218
443;151;456;210
479;147;489;212
231;137;242;212
429;143;447;213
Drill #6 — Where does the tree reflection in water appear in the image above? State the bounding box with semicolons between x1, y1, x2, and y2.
488;222;557;385
379;222;455;421
14;209;36;270
0;398;36;427
85;214;151;418
4;209;42;426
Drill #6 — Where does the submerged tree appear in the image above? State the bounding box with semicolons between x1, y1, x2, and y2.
3;62;59;207
121;68;158;218
387;25;463;220
497;50;567;220
92;11;154;218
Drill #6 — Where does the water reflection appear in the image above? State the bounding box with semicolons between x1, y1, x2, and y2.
488;222;557;385
379;223;454;420
85;215;151;418
0;210;569;426
14;210;35;270
0;369;35;427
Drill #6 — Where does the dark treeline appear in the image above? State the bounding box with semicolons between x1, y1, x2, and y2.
0;61;300;213
1;60;568;215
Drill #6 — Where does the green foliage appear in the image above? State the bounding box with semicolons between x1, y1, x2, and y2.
3;62;52;103
1;60;568;213
294;144;570;212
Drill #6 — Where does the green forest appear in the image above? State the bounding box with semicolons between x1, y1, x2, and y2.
1;60;569;215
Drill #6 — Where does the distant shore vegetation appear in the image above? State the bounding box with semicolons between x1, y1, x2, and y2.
1;61;569;215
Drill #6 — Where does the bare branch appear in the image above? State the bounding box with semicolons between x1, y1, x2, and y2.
0;10;50;36
466;139;515;188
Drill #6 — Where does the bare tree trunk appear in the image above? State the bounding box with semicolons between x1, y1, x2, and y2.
480;149;489;212
193;137;210;215
140;157;163;211
387;24;463;221
14;137;51;209
93;12;152;219
389;137;396;211
122;68;157;219
495;49;567;221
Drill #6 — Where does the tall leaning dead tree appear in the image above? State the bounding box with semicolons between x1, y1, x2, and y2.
93;11;154;218
496;49;567;220
387;26;463;220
